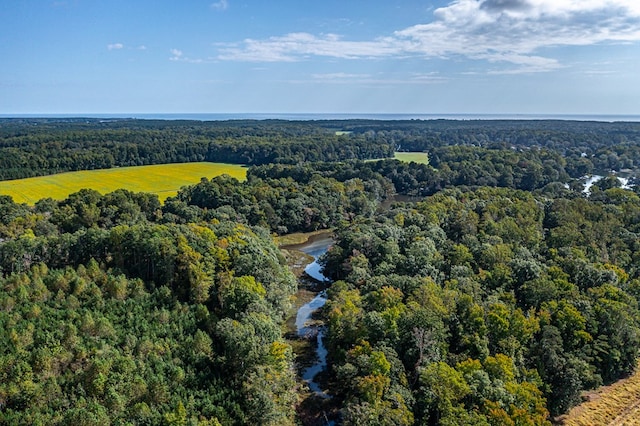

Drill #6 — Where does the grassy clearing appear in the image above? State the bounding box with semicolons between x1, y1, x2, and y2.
365;152;430;164
275;229;333;247
557;364;640;426
0;162;247;204
394;152;430;165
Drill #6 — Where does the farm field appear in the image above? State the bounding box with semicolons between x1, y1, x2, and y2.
0;162;247;204
394;152;429;164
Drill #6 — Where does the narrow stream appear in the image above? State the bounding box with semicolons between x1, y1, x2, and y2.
296;292;330;397
287;233;333;399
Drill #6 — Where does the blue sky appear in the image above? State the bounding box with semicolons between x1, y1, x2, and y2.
2;0;640;114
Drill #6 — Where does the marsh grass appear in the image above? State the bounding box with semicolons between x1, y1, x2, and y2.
558;364;640;426
275;230;332;247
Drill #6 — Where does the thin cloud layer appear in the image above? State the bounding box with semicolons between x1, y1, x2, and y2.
169;48;213;63
309;72;447;85
218;33;400;62
217;0;640;71
107;43;124;50
211;0;228;11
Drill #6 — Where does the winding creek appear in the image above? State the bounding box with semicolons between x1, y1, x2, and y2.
289;233;333;398
296;292;330;397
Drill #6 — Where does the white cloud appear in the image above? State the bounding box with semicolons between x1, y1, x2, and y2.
107;43;124;50
218;33;402;62
169;48;213;63
395;0;640;61
216;0;640;72
211;0;228;11
169;49;184;61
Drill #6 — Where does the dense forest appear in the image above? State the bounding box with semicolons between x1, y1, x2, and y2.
2;118;640;181
0;191;300;424
0;119;393;180
2;118;640;424
321;186;640;424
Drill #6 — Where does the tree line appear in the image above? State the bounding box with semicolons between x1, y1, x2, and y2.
3;118;640;182
0;119;393;180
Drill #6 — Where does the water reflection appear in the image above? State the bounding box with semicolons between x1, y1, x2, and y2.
291;233;333;399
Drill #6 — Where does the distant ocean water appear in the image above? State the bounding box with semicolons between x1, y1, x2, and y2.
3;113;640;122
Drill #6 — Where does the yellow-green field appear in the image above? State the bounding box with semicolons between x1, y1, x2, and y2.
0;162;247;204
394;152;429;165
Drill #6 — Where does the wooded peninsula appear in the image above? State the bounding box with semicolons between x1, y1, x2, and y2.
2;118;640;425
